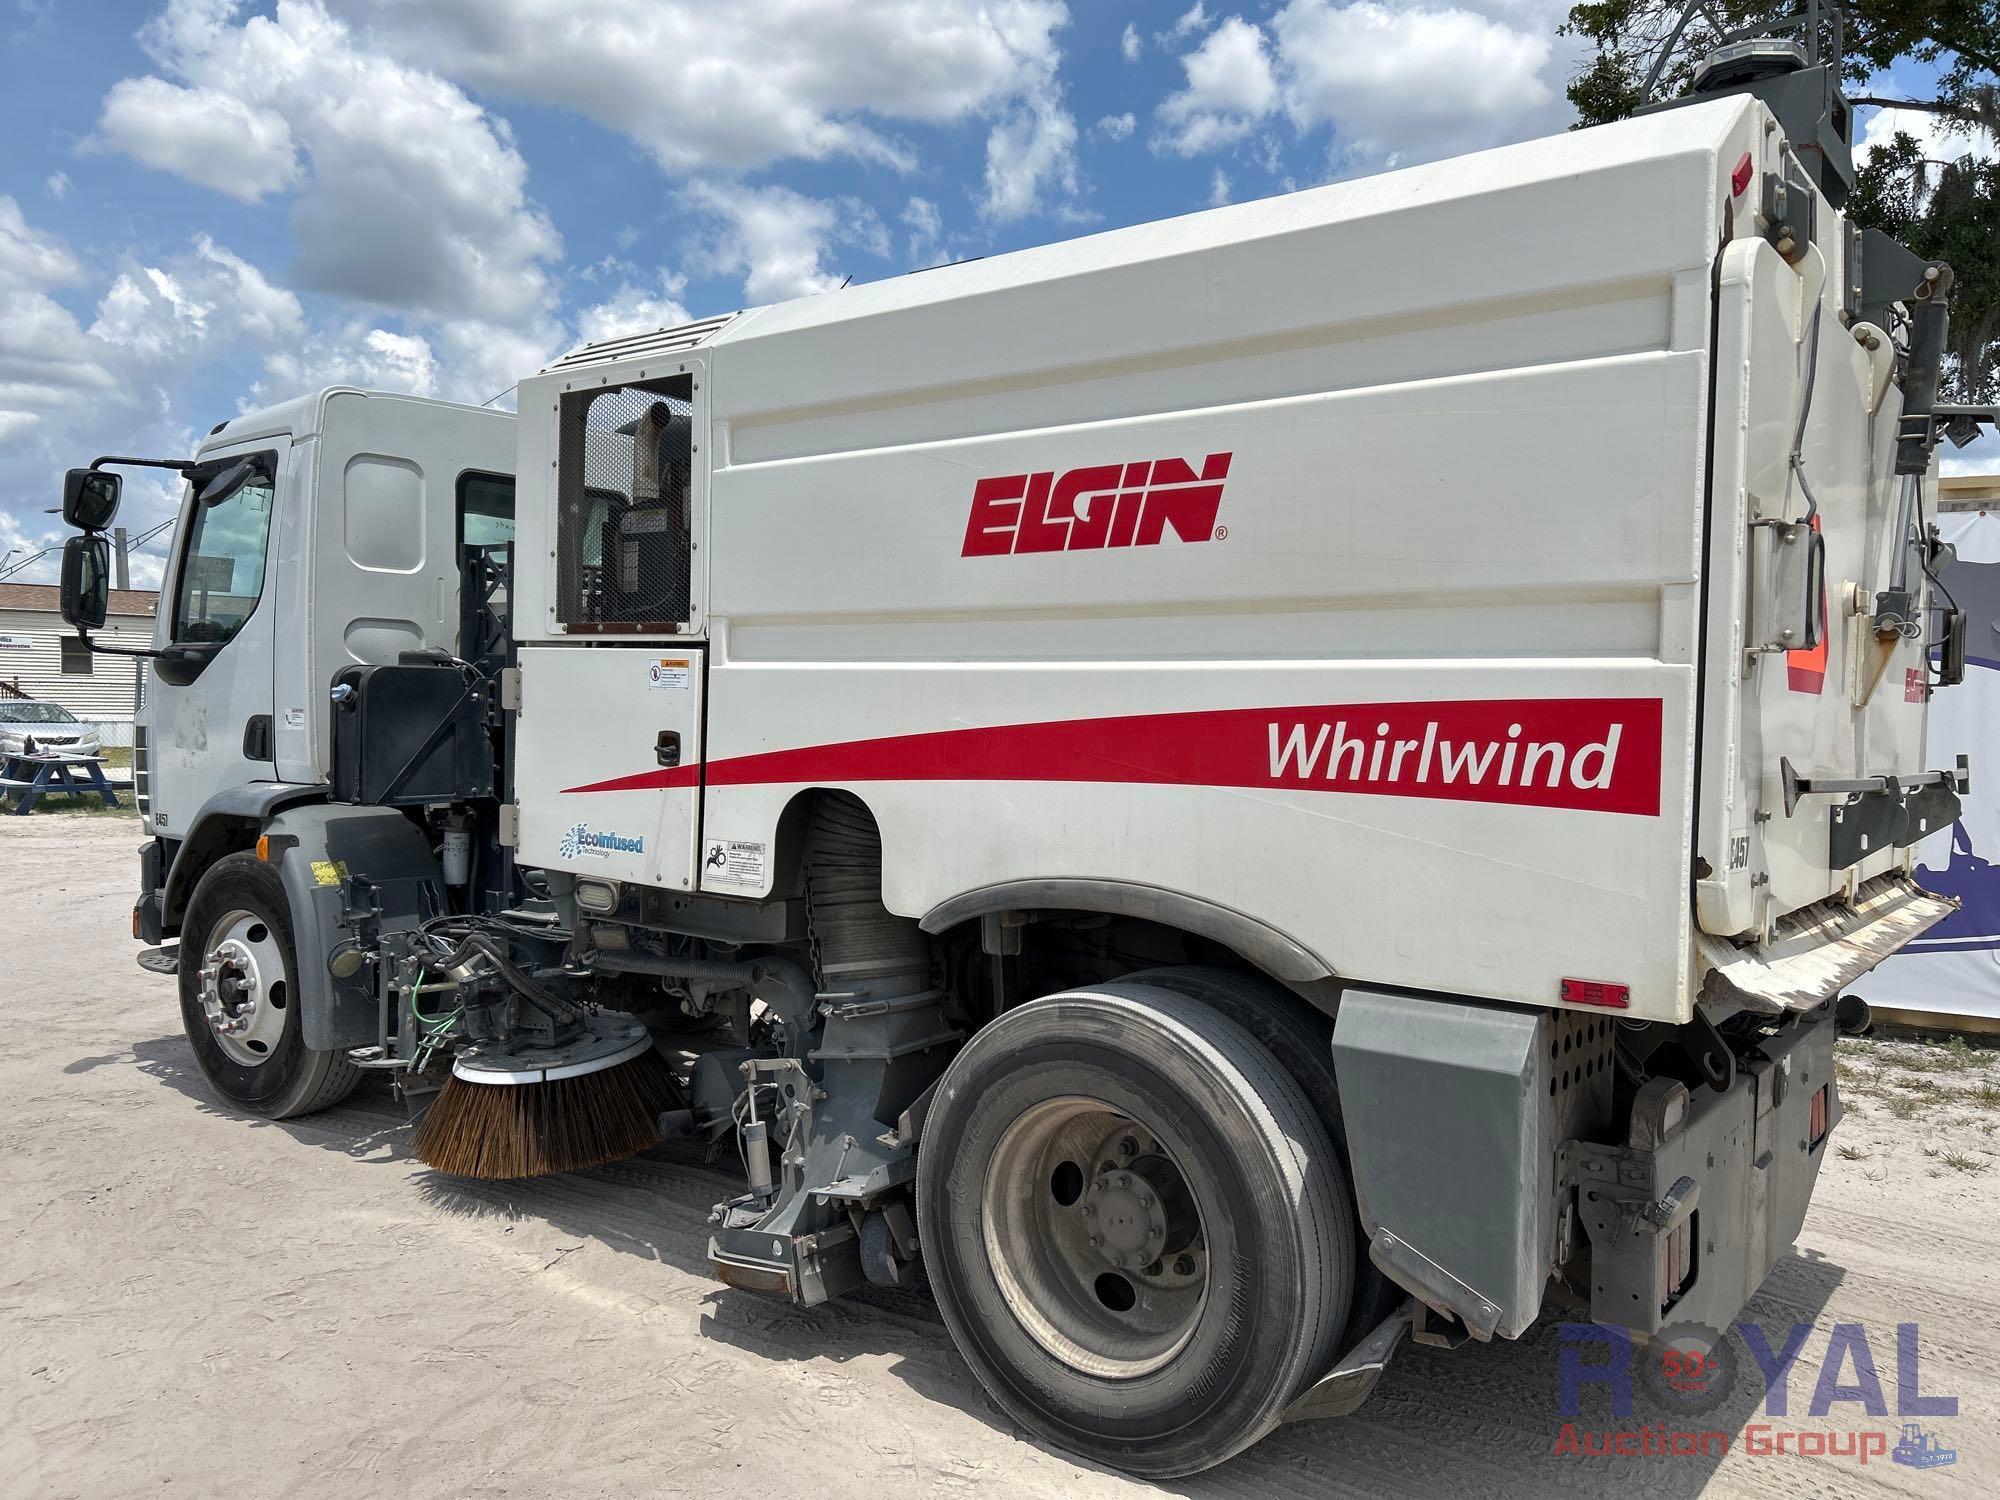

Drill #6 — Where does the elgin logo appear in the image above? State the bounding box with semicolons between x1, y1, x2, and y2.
962;452;1231;557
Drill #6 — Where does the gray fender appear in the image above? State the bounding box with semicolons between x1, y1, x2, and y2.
1331;989;1615;1340
261;804;443;1052
919;878;1334;983
161;782;325;931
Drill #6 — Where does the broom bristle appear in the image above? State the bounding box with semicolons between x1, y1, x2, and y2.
414;1046;681;1179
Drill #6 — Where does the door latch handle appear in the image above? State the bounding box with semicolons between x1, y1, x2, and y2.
655;730;681;768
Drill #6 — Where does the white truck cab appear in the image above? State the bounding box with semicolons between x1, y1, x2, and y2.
129;389;513;928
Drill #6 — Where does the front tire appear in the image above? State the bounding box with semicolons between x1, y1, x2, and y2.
917;982;1354;1477
178;852;360;1119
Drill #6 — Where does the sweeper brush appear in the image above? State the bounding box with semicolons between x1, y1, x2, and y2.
413;1017;681;1179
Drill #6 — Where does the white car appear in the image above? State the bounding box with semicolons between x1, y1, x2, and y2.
0;700;101;759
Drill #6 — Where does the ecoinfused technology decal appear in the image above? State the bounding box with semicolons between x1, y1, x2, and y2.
558;822;646;859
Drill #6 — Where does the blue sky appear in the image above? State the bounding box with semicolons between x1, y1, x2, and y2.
0;0;1989;584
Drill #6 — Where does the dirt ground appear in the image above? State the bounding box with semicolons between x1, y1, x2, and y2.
3;812;1995;1498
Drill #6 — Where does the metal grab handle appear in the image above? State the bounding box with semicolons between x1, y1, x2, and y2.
655;730;681;767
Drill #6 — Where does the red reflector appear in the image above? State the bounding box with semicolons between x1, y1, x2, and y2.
1730;151;1754;196
1562;978;1630;1009
1809;1083;1829;1146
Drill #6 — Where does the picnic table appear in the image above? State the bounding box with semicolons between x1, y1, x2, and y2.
1;751;122;814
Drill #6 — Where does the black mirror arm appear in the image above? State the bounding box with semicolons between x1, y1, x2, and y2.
67;627;164;661
88;456;195;475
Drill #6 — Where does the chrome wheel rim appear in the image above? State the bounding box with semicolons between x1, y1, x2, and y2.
982;1097;1208;1378
198;908;288;1066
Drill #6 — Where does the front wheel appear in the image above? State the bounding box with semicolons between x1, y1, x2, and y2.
178;852;360;1119
917;982;1354;1477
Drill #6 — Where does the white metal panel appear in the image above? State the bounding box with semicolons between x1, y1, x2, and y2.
1696;233;1936;939
283;392;514;783
706;100;1750;460
680;658;1695;1016
513;644;705;888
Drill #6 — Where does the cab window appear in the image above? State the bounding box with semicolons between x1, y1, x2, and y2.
173;466;274;646
459;473;516;556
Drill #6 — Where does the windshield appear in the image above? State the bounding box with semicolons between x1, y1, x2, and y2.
1;703;78;724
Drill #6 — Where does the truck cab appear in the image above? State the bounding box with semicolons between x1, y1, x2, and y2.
126;388;514;941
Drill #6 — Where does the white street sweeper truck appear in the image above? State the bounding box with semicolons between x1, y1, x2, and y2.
54;35;1990;1477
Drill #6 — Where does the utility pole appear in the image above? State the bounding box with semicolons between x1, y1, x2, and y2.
113;526;131;590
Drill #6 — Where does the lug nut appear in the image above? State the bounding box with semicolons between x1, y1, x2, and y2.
1174;1255;1196;1276
1119;1136;1138;1157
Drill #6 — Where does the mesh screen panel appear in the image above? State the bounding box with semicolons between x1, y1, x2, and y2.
554;376;693;630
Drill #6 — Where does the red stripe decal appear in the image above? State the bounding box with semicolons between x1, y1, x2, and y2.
563;697;1664;816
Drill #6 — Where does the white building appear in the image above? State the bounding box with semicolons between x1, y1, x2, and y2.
0;582;157;746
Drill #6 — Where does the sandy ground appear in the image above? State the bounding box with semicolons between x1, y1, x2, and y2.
3;811;1996;1498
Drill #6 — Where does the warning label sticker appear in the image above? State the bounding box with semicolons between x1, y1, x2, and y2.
648;656;692;691
702;838;767;890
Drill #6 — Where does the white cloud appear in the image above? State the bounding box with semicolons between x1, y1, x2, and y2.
1155;15;1277;156
1145;3;1560;170
88;236;303;360
687;183;890;304
1273;2;1554;166
341;0;1074;180
1121;21;1140;60
983;92;1081;221
44;171;69;202
262;325;441;400
0;195;84;292
1857;96;1995;168
0;205;300;583
901;196;943;263
98;0;561;325
1208;167;1232;206
94;75;302;201
1099;111;1136;141
1161;3;1212;43
573;274;693;347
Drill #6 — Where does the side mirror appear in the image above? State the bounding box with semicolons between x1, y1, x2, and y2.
60;534;111;631
198;457;259;507
62;468;121;531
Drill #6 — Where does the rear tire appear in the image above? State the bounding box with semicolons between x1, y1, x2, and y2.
178;852;361;1120
1124;966;1402;1349
917;982;1353;1477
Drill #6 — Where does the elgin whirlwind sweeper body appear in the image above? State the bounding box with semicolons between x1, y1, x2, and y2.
52;42;1989;1475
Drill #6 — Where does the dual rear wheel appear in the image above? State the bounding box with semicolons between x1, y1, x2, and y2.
917;978;1358;1477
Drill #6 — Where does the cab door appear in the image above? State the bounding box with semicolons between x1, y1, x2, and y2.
145;440;289;838
512;644;705;890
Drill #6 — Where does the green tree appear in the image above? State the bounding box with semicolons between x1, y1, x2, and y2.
1562;2;1998;400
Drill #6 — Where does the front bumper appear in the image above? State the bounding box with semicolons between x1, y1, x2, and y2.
1569;1008;1839;1337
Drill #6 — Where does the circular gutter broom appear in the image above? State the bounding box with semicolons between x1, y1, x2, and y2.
414;1016;682;1179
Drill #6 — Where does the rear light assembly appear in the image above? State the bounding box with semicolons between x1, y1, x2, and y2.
1809;1082;1830;1148
1561;977;1630;1009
